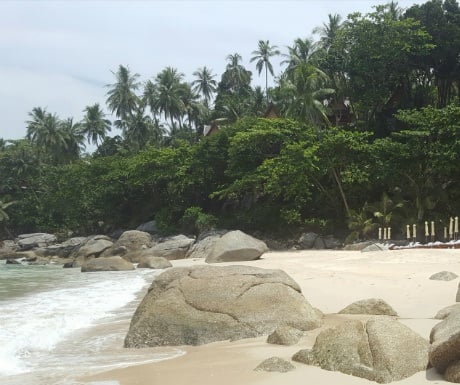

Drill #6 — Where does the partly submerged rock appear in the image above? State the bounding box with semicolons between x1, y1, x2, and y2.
81;256;135;272
124;265;321;347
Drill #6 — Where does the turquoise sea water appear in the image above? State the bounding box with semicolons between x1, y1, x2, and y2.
0;261;182;385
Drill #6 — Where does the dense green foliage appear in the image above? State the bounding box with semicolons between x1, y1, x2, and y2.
2;1;460;242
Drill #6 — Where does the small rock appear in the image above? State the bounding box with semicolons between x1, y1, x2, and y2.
254;357;295;373
430;271;458;281
339;298;398;316
267;325;303;345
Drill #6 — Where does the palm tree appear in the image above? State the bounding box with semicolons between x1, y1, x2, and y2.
192;67;217;108
124;101;155;151
153;67;187;129
80;103;112;146
313;14;343;51
282;38;314;76
106;65;140;129
222;53;252;93
284;63;335;125
26;107;68;159
250;40;280;100
60;118;86;161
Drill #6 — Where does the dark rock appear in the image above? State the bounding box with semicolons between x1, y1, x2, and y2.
136;220;158;234
17;233;57;250
6;258;20;265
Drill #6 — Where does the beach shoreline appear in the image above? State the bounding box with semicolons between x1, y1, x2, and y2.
83;249;459;385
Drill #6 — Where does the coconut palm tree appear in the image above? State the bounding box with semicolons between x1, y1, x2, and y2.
153;66;187;129
284;63;335;125
80;103;112;147
222;53;252;94
192;67;217;108
282;38;314;76
60;118;86;161
313;14;343;51
26;107;68;160
250;40;280;100
106;65;141;129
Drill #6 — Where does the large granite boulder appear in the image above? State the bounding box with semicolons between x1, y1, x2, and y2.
71;236;113;260
124;265;322;348
81;256;135;272
338;298;398;316
186;233;223;259
435;304;460;320
17;233;57;250
205;230;268;263
137;256;172;269
293;318;429;383
148;235;195;260
39;237;87;258
430;307;460;380
114;230;153;251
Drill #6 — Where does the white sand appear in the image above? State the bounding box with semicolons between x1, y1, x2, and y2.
84;248;459;385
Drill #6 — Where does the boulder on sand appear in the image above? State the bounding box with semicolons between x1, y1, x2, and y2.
81;256;135;272
148;235;195;260
293;317;429;383
267;325;304;346
205;230;268;263
124;265;322;348
338;298;398;316
430;306;460;380
430;271;458;281
137;256;172;269
254;357;295;373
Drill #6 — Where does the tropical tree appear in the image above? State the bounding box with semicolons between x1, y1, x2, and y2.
80;103;111;146
26;107;68;161
106;65;141;129
282;63;335;125
313;13;343;51
221;53;252;94
152;66;187;129
282;37;314;76
192;67;217;108
60;118;86;162
250;40;280;99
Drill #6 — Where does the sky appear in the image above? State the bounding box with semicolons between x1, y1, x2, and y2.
0;0;429;141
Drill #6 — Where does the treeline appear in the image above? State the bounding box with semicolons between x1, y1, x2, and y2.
1;1;460;241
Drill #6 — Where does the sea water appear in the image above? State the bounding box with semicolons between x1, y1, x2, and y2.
0;261;184;385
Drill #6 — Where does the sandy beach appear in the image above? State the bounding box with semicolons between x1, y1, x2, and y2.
84;248;460;385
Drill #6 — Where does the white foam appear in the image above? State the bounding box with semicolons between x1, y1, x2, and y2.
0;269;155;376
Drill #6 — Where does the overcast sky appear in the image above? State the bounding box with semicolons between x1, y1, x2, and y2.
1;0;428;141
